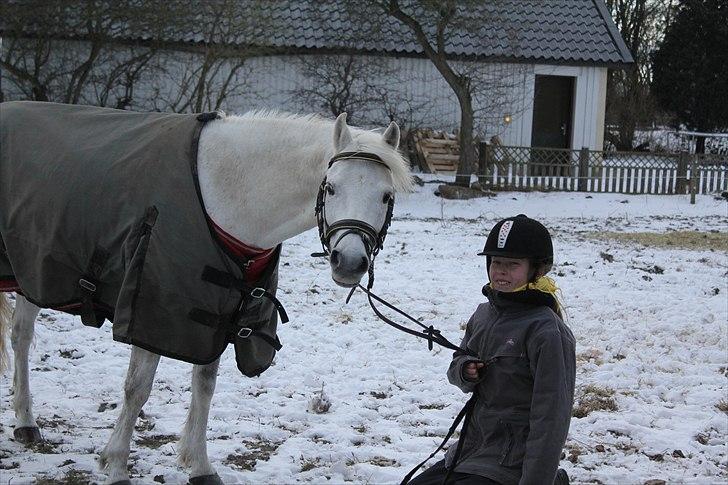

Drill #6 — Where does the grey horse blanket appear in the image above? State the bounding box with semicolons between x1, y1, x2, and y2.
0;101;283;376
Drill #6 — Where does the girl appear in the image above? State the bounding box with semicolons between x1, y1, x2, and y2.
407;214;575;485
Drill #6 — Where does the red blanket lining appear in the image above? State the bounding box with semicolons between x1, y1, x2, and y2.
0;220;275;298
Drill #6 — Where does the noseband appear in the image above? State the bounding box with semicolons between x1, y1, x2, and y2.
314;151;395;268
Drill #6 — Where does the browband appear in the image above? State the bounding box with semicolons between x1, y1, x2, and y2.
328;151;391;170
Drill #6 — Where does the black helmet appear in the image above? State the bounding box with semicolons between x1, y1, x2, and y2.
478;214;553;265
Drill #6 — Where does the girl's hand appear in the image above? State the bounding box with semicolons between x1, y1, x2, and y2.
463;360;485;381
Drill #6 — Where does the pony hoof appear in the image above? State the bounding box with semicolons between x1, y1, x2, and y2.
13;426;42;444
188;474;224;485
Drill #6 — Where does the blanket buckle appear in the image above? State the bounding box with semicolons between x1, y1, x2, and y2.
237;327;253;338
79;278;97;293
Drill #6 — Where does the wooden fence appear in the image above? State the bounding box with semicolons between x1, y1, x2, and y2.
478;145;728;195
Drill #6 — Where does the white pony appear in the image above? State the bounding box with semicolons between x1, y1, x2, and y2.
0;108;412;485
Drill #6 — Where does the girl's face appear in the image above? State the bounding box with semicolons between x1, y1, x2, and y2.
488;256;532;292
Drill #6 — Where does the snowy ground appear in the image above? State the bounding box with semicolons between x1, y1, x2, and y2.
1;179;726;485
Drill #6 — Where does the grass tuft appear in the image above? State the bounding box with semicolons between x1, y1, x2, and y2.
34;470;92;485
573;384;618;418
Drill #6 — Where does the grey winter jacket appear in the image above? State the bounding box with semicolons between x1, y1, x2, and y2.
444;288;576;485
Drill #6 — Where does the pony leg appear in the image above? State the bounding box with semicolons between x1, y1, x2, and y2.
10;296;43;443
99;345;160;485
178;358;223;484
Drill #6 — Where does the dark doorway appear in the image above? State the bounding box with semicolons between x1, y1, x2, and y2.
530;75;575;175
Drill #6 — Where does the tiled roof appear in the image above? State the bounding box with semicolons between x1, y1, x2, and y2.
3;0;634;66
176;0;633;66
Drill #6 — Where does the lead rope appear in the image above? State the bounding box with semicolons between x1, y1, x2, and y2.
399;392;478;485
345;284;482;484
348;284;477;357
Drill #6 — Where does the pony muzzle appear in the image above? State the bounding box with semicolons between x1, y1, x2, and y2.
328;230;373;287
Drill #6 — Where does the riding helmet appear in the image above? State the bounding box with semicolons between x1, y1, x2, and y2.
478;214;553;265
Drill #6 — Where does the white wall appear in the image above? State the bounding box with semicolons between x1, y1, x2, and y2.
2;39;608;149
501;64;608;150
228;56;608;150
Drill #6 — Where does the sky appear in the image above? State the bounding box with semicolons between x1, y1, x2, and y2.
1;177;726;484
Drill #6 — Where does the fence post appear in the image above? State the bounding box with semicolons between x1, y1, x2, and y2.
478;142;490;187
690;155;698;204
676;152;688;194
578;147;589;192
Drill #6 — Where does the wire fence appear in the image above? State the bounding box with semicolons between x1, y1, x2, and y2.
477;144;728;196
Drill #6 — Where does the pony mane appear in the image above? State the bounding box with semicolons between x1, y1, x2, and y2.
223;109;414;193
347;129;415;193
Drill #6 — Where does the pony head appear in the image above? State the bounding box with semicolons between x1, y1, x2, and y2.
316;113;412;287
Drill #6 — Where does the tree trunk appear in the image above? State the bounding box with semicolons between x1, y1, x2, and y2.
695;136;706;154
455;91;475;186
618;115;636;151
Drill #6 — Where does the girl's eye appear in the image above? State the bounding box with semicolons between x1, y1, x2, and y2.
382;193;392;204
325;184;335;196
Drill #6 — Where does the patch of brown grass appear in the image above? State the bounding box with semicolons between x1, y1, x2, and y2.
34;470;92;485
573;385;618;418
368;456;398;467
716;399;728;414
135;434;177;449
586;231;728;252
224;439;280;471
300;458;321;472
419;403;448;410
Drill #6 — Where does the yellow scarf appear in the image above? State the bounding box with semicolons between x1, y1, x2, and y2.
513;276;563;316
513;275;558;294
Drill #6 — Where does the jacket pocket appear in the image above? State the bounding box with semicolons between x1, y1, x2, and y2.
498;420;529;468
113;206;158;338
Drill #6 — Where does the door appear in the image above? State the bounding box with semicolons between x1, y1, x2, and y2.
530;75;575;175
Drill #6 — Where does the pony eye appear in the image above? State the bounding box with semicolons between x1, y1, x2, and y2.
382;193;393;204
326;184;335;196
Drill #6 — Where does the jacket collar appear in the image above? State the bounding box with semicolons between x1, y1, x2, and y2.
482;284;559;314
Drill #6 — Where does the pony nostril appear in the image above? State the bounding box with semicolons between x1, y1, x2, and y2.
357;256;368;273
330;249;340;267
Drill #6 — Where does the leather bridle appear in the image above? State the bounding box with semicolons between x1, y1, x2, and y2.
313;151;395;279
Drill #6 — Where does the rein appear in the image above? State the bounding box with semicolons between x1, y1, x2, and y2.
347;283;482;484
350;284;477;357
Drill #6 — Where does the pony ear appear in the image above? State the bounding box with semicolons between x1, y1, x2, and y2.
333;113;353;152
382;121;400;150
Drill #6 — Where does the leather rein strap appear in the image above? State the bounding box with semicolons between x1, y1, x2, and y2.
348;284;481;484
353;284;479;358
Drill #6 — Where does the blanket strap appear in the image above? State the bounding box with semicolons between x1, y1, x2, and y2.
200;266;289;323
78;246;110;328
188;308;283;351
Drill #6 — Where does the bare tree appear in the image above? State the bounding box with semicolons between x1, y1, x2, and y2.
291;54;381;121
461;60;530;139
151;53;254;113
605;0;677;150
290;52;440;158
1;1;166;108
366;0;497;186
1;1;270;113
145;0;271;113
367;83;434;134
